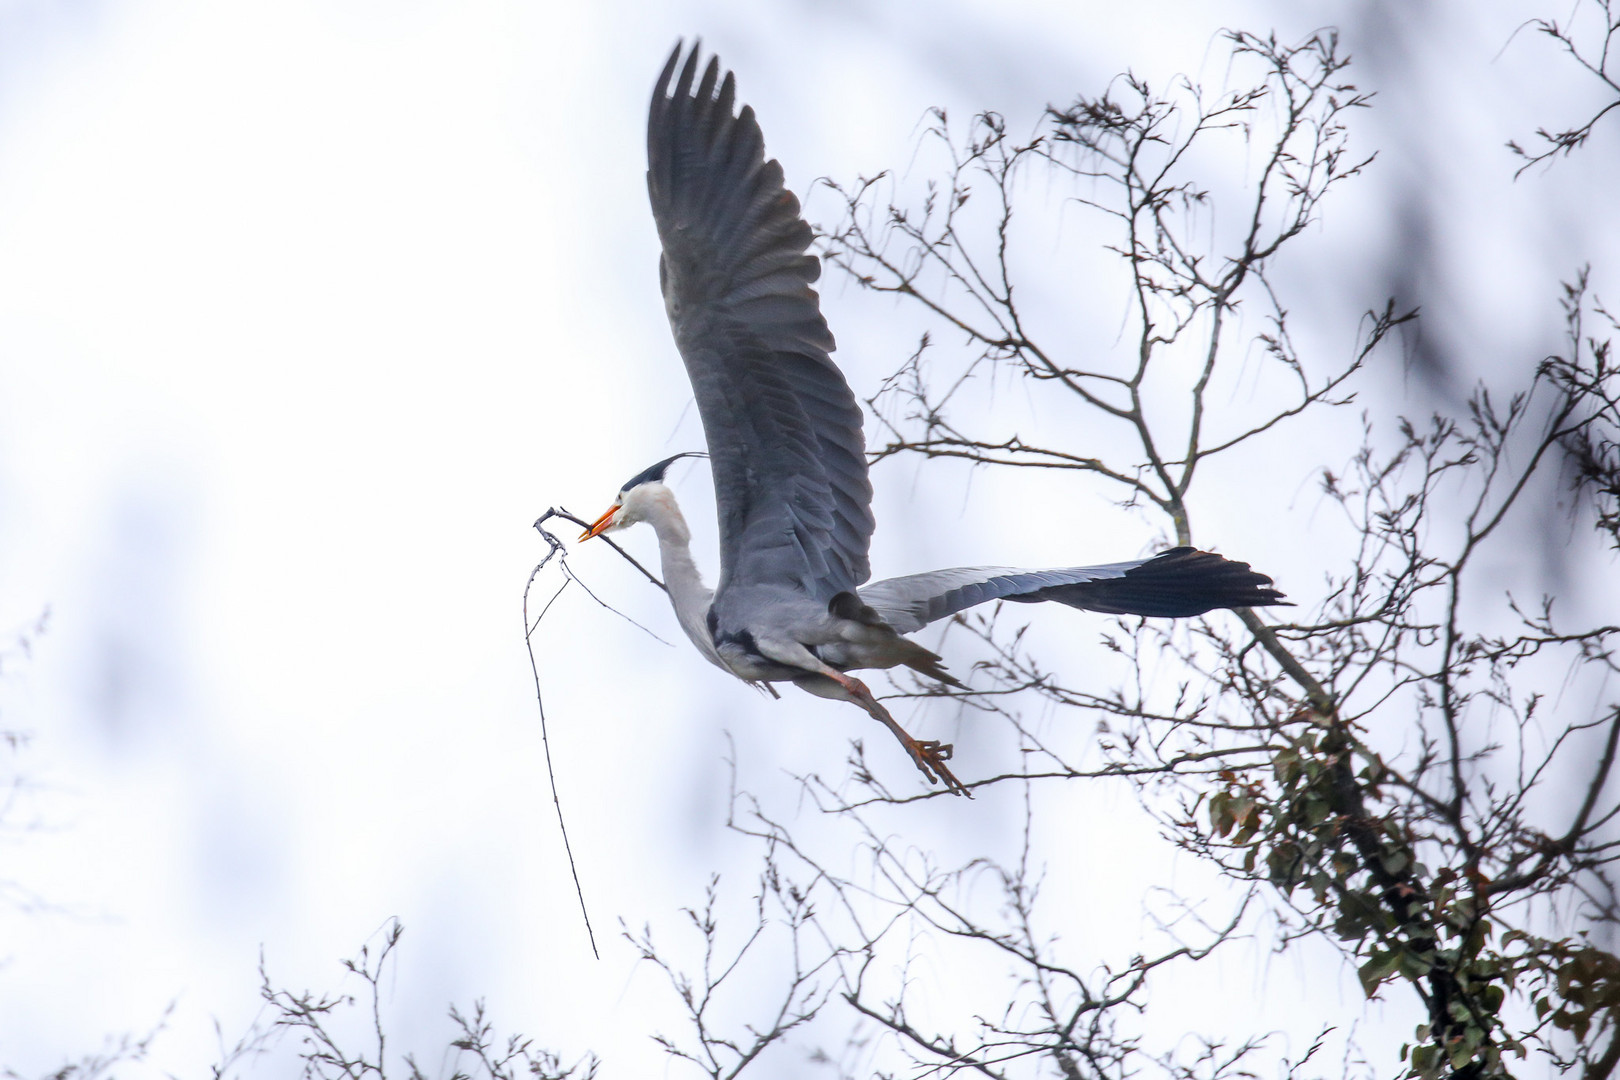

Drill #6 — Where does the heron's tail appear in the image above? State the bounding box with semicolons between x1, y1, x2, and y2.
901;646;966;690
828;589;968;688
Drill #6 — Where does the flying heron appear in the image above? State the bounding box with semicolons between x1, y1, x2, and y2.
575;43;1286;796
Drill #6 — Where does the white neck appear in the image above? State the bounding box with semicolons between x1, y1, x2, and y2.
638;487;725;669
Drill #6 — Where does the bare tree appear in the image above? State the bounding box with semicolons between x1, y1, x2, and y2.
210;921;599;1080
1;610;185;1080
0;609;50;918
1509;0;1620;175
623;843;844;1079
609;27;1620;1080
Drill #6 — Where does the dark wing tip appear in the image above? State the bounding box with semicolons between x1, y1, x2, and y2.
1045;547;1289;618
1134;547;1289;613
651;39;709;128
655;40;683;98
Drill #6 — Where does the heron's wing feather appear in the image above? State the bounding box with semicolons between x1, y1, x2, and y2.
648;44;873;608
859;548;1287;634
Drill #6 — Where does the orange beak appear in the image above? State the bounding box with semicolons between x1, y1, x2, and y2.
578;505;619;542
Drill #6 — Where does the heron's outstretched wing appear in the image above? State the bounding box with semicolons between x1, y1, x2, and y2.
647;43;873;612
859;548;1287;635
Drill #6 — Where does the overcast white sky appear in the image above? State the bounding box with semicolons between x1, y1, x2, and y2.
0;1;1615;1075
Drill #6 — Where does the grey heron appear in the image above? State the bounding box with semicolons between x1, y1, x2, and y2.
577;43;1286;796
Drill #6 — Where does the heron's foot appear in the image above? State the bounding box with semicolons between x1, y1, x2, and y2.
832;672;971;798
899;735;970;798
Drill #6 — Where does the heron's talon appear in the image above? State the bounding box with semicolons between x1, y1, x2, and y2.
905;738;968;797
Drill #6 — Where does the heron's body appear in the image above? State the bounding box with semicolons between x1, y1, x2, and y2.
594;477;950;690
575;44;1287;795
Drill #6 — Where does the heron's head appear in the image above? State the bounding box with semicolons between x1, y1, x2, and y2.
577;453;698;542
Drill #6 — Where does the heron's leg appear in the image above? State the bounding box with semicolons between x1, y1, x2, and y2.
793;670;970;798
757;637;970;796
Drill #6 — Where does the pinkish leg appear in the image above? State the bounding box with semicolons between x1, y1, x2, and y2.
823;670;970;798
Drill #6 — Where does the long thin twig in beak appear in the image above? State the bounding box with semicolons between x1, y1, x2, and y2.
577;505;619;542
